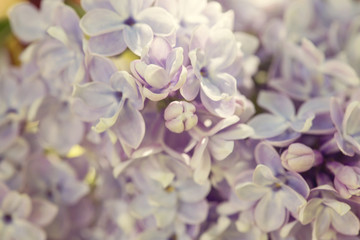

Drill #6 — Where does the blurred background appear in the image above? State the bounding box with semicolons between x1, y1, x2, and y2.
0;0;81;65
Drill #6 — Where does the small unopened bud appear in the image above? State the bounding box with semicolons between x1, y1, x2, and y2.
164;101;198;133
281;143;316;172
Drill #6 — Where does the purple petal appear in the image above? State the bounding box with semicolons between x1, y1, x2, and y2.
279;185;306;218
176;179;211;203
254;191;286;232
235;182;269;202
255;142;283;174
321;60;359;86
113;101;145;148
253;165;277;186
200;90;236;118
88;30;127;56
313;209;331;237
137;7;176;36
286;171;310;198
8;3;46;42
247;114;289;139
87;55;117;83
80;9;124;36
29;198;58;227
208;137;234;160
12;221;46;240
81;0;114;11
257;91;295;119
72;82;118;121
178;200;208;224
180;68;200;101
330;210;360;236
190;138;211;184
123;24;153;56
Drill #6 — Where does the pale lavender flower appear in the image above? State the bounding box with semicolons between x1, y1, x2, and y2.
131;37;187;101
327;162;360;199
129;154;210;228
0;138;29;190
324;98;360;156
156;0;234;35
28;155;89;206
299;196;360;239
164;101;198;133
181;25;242;117
269;39;359;101
72;55;145;149
0;65;45;152
0;183;58;240
200;215;267;240
8;0;65;43
248;91;333;146
80;0;176;56
36;97;85;155
235;142;310;232
187;115;253;184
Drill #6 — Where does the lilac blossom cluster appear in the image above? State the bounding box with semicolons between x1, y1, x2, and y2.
1;0;360;239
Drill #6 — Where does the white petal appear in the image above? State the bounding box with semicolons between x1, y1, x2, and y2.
80;9;124;36
137;7;176;36
123;24;153;56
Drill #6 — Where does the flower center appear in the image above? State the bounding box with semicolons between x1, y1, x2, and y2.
3;214;12;224
200;67;209;78
114;91;123;102
124;17;136;26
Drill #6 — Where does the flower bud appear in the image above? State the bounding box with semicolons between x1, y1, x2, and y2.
164;101;198;133
327;162;360;198
281;143;315;172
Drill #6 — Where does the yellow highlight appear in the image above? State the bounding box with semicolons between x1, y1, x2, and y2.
25;120;39;133
85;167;97;187
66;145;85;158
111;49;139;72
0;0;24;18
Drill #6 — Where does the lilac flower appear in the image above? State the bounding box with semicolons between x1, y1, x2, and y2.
299;197;360;239
248;91;333;146
0;183;58;240
72;55;145;149
0;65;45;152
80;0;176;56
28;155;89;206
269;39;359;101
35;97;85;155
0;138;29;190
325;99;360;156
131;37;187;101
187;115;253;184
156;0;234;36
235;142;309;232
8;0;64;43
129;154;210;228
327;162;360;199
181;25;242;117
